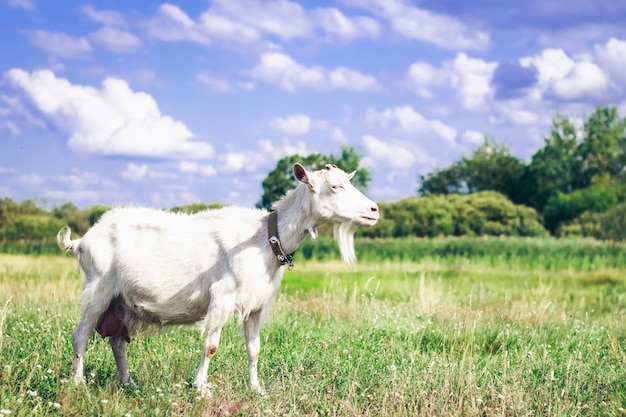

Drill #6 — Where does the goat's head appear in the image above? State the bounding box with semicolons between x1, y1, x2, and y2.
293;162;379;263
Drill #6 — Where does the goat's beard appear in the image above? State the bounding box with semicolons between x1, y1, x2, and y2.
333;222;360;264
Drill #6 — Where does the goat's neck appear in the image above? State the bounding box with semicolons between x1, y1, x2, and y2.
275;210;323;256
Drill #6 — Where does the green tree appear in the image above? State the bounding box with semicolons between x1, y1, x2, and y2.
257;146;371;210
52;202;80;221
418;163;465;195
520;112;583;211
88;204;111;225
578;105;626;184
419;137;525;203
543;177;623;233
0;197;19;227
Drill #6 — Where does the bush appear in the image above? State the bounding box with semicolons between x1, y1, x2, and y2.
559;202;626;240
361;191;547;238
543;182;622;233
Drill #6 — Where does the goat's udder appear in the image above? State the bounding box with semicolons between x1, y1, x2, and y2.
96;307;131;343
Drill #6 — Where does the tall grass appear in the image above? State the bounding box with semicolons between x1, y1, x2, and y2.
1;242;626;416
5;236;626;270
301;236;626;270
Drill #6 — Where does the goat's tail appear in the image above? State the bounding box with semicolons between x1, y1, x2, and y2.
56;225;77;252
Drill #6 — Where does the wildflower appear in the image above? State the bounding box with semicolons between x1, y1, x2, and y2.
0;409;12;415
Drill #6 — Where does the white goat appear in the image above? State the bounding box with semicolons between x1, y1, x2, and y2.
57;163;379;396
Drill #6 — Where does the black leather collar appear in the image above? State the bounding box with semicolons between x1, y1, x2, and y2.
268;210;295;270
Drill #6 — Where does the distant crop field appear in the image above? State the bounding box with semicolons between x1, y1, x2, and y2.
1;238;626;416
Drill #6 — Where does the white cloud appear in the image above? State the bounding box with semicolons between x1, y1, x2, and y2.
206;0;311;40
26;30;92;58
314;7;379;40
520;48;610;101
121;163;148;181
1;93;45;128
551;61;609;100
13;173;43;186
328;67;379;91
451;53;497;110
596;38;626;87
6;0;33;9
349;0;488;50
220;152;247;173
0;120;20;136
269;114;312;135
331;127;347;143
54;169;116;190
143;0;380;46
198;9;260;43
81;5;127;27
462;130;484;145
259;139;310;158
268;114;349;143
196;72;234;92
0;166;17;174
249;52;378;91
407;53;497;110
143;4;210;45
366;105;457;144
46;190;103;202
407;62;441;98
179;161;217;176
5;69;213;159
88;27;142;53
249;52;323;91
361;135;416;169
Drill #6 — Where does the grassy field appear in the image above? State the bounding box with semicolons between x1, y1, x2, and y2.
1;238;626;416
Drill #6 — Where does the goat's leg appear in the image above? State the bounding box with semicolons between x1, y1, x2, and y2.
109;336;138;389
72;284;108;385
244;310;265;395
193;302;232;397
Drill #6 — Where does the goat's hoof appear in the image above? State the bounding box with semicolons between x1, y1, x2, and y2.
193;382;213;398
123;378;140;391
251;384;267;397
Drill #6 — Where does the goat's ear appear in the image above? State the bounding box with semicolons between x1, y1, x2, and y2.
347;170;356;181
294;163;314;188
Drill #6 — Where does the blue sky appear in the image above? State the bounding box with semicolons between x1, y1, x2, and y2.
1;0;626;209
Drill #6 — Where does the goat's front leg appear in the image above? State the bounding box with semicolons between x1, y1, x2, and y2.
244;311;265;395
193;302;232;397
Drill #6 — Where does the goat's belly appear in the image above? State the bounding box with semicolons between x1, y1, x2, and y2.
128;297;210;326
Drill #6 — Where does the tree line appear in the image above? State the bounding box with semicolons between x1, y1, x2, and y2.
2;105;626;242
418;105;626;240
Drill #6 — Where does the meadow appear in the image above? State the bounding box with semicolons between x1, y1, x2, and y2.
1;237;626;416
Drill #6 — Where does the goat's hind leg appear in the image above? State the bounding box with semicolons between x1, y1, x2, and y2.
72;280;111;385
110;336;138;390
72;308;101;385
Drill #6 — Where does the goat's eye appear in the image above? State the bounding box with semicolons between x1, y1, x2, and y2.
331;184;344;191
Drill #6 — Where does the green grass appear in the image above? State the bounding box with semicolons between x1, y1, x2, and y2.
2;238;626;416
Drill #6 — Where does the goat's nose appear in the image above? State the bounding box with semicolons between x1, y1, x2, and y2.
371;203;379;213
